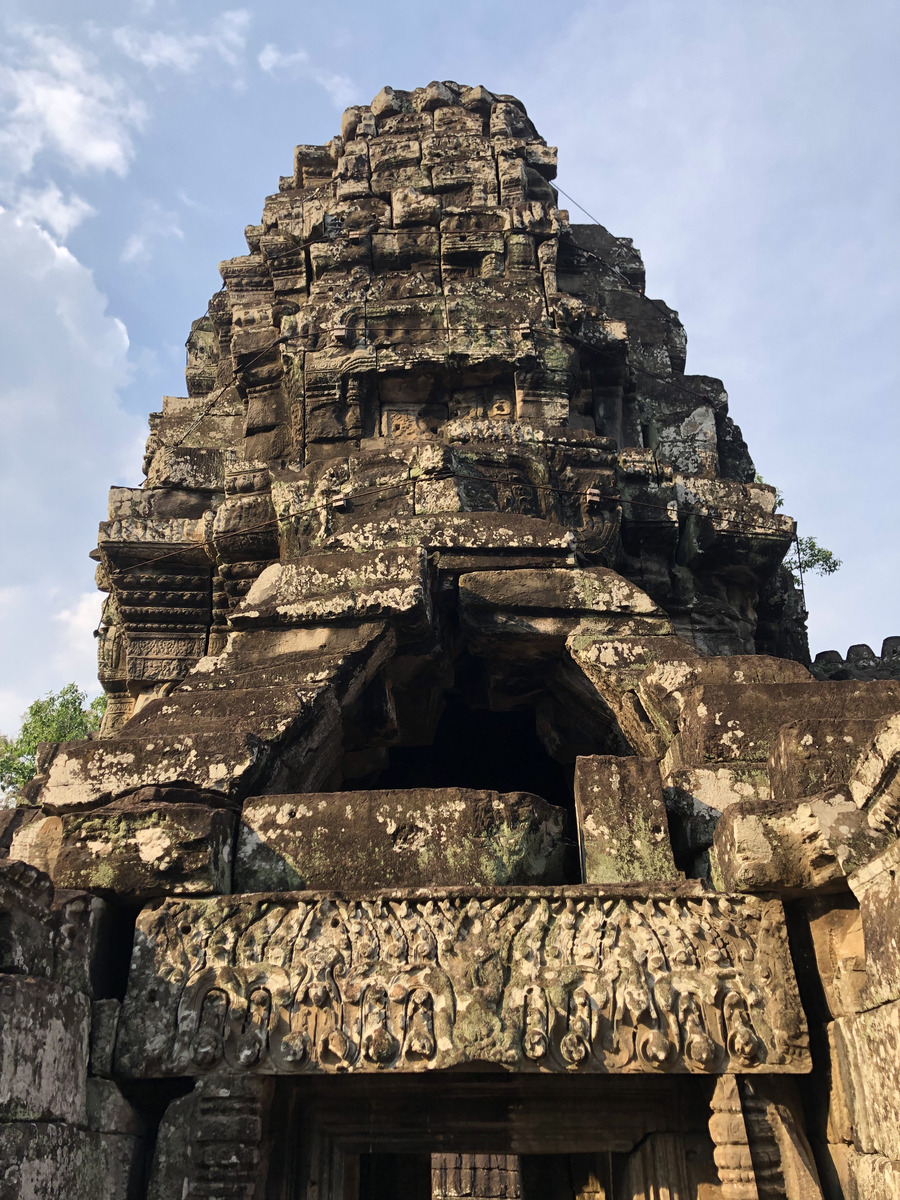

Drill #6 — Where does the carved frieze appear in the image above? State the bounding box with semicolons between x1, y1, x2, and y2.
115;888;810;1078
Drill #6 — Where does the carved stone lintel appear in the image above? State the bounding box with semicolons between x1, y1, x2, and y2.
115;888;810;1079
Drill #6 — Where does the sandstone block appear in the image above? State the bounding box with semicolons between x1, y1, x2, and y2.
845;711;900;829
27;681;339;812
87;1078;143;1136
849;840;900;1008
235;787;566;891
806;898;868;1020
574;756;678;884
564;634;700;758
672;680;900;767
44;801;235;902
0;859;54;978
391;186;440;227
844;1149;900;1200
0;974;89;1123
831;999;900;1160
0;1121;142;1200
232;548;431;636
711;789;879;893
768;718;880;800
459;567;671;659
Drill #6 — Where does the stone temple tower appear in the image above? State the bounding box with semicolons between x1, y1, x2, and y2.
2;82;900;1200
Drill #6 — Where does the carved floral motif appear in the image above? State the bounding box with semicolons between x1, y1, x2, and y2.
116;889;809;1077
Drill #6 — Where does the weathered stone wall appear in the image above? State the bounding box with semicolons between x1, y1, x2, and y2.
812;637;900;682
0;862;145;1199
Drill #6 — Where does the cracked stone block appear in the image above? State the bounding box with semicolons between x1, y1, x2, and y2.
40;801;236;902
711;789;882;894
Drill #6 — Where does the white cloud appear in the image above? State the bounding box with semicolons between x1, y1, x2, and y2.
12;183;95;238
113;10;251;72
0;29;146;182
257;43;355;109
53;591;105;681
258;45;308;73
0;210;144;725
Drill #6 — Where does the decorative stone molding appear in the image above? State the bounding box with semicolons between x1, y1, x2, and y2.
115;888;810;1078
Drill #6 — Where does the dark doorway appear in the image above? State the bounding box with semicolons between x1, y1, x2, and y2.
373;692;574;809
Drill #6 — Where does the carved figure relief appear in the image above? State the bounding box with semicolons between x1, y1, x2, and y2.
116;889;809;1078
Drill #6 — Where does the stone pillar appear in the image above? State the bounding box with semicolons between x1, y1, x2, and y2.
709;1076;760;1200
709;1075;824;1200
148;1074;274;1200
738;1078;823;1200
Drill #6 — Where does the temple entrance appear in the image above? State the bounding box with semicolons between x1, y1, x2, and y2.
264;1074;721;1200
372;691;574;809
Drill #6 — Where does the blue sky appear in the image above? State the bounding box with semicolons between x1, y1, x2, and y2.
1;0;898;732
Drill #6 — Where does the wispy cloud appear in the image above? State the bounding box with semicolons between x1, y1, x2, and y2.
52;591;104;681
0;210;143;721
0;29;146;182
113;10;251;71
121;200;184;265
257;43;355;109
12;183;95;238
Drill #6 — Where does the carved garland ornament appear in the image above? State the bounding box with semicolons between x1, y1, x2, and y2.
115;890;810;1077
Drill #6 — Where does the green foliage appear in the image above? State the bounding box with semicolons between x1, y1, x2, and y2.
754;475;841;582
795;535;842;579
0;684;106;797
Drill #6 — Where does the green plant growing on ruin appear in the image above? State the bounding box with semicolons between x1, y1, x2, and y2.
754;475;842;582
794;535;842;579
0;684;106;798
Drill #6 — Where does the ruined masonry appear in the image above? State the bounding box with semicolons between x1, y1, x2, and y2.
2;81;898;1200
